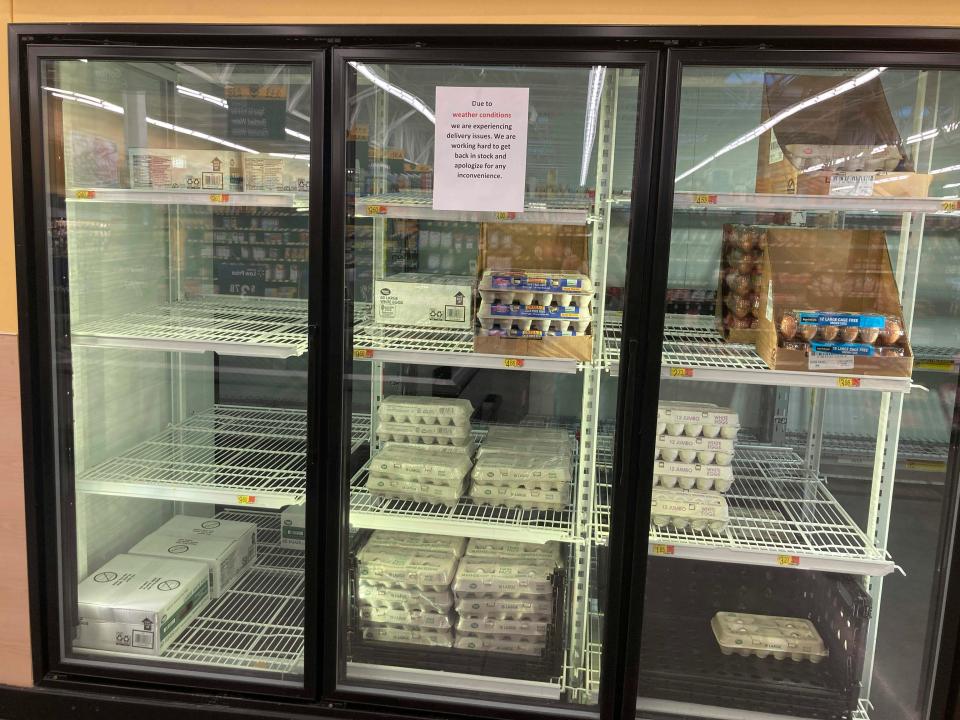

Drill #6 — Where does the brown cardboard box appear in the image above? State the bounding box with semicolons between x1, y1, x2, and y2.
755;228;913;377
755;73;931;199
475;223;593;361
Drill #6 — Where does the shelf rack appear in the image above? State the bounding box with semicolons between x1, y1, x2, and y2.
673;190;960;215
72;297;309;358
635;697;873;720
66;187;309;208
593;445;892;576
355;190;593;226
605;314;914;393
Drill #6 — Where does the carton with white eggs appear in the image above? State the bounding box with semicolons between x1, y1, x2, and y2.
375;396;474;453
654;402;740;492
711;612;828;663
367;441;473;507
650;487;730;534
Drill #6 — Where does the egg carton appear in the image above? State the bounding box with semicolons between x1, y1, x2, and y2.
655;448;734;467
658;402;740;431
361;624;453;648
377;422;472;447
357;583;454;612
464;539;562;564
359;606;454;630
477;316;591;333
456;615;550;637
369;469;466;489
455;596;554;620
469;472;572;494
711;612;828;663
653;460;735;493
363;531;467;559
656;433;735;454
357;548;459;588
379;396;474;426
472;452;574;486
478;292;592;315
370;444;472;482
467;486;569;512
367;476;467;507
650;487;729;534
478;328;583;338
480;270;593;294
454;633;545;656
453;559;555;596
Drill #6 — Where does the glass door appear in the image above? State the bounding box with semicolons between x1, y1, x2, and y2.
33;50;317;689
636;52;960;720
330;49;656;713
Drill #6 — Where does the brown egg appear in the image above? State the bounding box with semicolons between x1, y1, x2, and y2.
750;272;763;293
840;327;860;343
881;316;904;346
798;324;818;341
750;293;761;314
859;327;881;344
726;248;746;267
754;229;768;252
731;296;752;319
736;254;755;275
735;229;754;253
818;325;839;342
779;313;798;340
725;312;753;330
726;272;751;296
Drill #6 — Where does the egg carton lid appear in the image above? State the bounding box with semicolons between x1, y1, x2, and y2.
657;402;740;427
380;395;475;415
364;531;467;557
377;422;471;438
479;270;593;293
360;606;454;629
651;487;730;522
455;616;551;637
711;612;828;658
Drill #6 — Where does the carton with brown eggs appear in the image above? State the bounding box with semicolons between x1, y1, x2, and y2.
755;228;913;377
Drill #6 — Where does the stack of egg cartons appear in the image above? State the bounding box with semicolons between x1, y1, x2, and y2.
651;402;741;535
476;270;593;338
452;539;560;656
356;531;466;648
369;396;474;507
469;425;573;512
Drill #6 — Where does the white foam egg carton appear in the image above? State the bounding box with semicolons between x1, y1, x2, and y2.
650;487;729;534
658;402;740;440
370;444;472;482
468;483;569;511
454;633;545;655
359;606;454;630
377;422;472;446
455;596;554;620
711;612;828;663
363;531;466;558
652;460;735;492
379;396;474;426
480;270;593;294
453;558;555;596
464;539;562;564
456;615;550;637
361;624;453;648
357;582;454;612
357;548;459;589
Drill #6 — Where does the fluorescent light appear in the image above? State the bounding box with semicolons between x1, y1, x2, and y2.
931;163;960;175
285;128;310;142
269;152;310;160
874;174;909;185
579;66;606;187
675;67;887;183
942;182;960;189
349;62;435;124
176;85;228;109
905;128;939;145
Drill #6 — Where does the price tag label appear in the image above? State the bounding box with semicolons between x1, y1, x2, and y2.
836;377;862;388
209;194;230;203
669;367;694;378
366;205;388;215
776;555;800;567
917;359;956;372
494;211;517;221
503;358;525;368
75;190;96;199
905;459;947;472
353;348;374;359
942;200;959;212
237;495;257;505
693;194;718;205
652;544;675;555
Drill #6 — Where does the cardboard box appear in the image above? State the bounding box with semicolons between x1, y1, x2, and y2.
76;554;209;656
128;149;242;191
374;273;475;329
755;228;913;377
242;155;310;192
130;518;257;598
281;505;305;551
755;73;931;198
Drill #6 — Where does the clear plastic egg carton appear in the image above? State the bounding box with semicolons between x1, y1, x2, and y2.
356;548;459;589
378;396;473;427
652;460;735;492
472;451;573;486
478;327;584;338
359;606;454;630
656;402;741;440
456;615;550;637
377;422;472;446
361;624;453;648
464;539;562;565
357;582;454;612
455;596;554;621
363;531;466;559
367;475;467;507
711;612;828;663
468;483;569;511
454;633;545;655
476;315;592;334
478;289;592;314
655;434;735;466
371;443;472;483
453;559;555;596
650;487;730;534
480;270;593;294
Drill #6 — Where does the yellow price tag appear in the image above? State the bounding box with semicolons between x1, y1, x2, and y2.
917;360;956;372
353;348;374;359
503;358;525;369
942;200;959;212
75;189;96;199
366;205;387;215
209;194;230;203
693;193;718;205
905;459;947;472
652;544;675;556
669;367;694;378
236;495;257;505
494;211;516;220
836;377;861;388
776;555;800;567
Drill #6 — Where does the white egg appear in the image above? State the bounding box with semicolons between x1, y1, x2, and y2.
715;452;733;466
773;651;786;660
651;475;658;488
696;451;715;464
708;520;727;533
720;648;734;656
684;423;703;437
654;448;661;460
696;477;714;491
691;518;708;531
678;450;698;463
659;475;678;488
714;478;733;492
652;514;671;527
666;423;685;437
672;517;689;530
701;424;720;438
721;426;739;439
661;449;679;462
791;653;805;662
656;422;667;434
677;476;696;490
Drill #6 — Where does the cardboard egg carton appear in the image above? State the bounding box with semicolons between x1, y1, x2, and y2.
367;475;467;508
456;615;550;637
455;595;554;621
453;558;555;596
652;460;735;493
711;612;828;663
454;633;545;655
464;539;562;564
357;547;460;590
359;606;454;630
363;531;466;558
377;422;472;446
371;444;472;482
357;582;454;612
378;396;473;427
361;624;453;648
657;402;741;437
650;487;730;534
468;483;569;511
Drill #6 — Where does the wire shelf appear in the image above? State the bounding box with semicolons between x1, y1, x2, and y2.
78;404;307;508
661;314;769;371
352;413;371;452
350;464;577;544
593;469;611;547
355;190;592;225
72;297;309;358
585;611;602;704
163;509;304;675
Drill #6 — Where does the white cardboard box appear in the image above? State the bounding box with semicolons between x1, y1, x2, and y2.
374;274;475;329
76;554;210;656
281;505;306;551
129;517;257;598
242;156;310;192
128;148;243;191
154;514;258;545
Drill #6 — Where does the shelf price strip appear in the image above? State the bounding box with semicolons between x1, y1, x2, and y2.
209;194;230;203
75;190;96;199
236;495;257;505
354;348;374;359
837;377;861;388
777;555;800;567
652;544;675;555
693;194;718;206
366;205;388;215
669;367;694;378
503;358;525;369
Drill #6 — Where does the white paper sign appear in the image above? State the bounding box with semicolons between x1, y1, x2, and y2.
432;86;529;213
808;352;856;371
829;172;875;196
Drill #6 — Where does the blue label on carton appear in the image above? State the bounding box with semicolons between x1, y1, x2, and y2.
489;303;586;319
797;312;885;328
810;341;876;356
489;272;585;291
